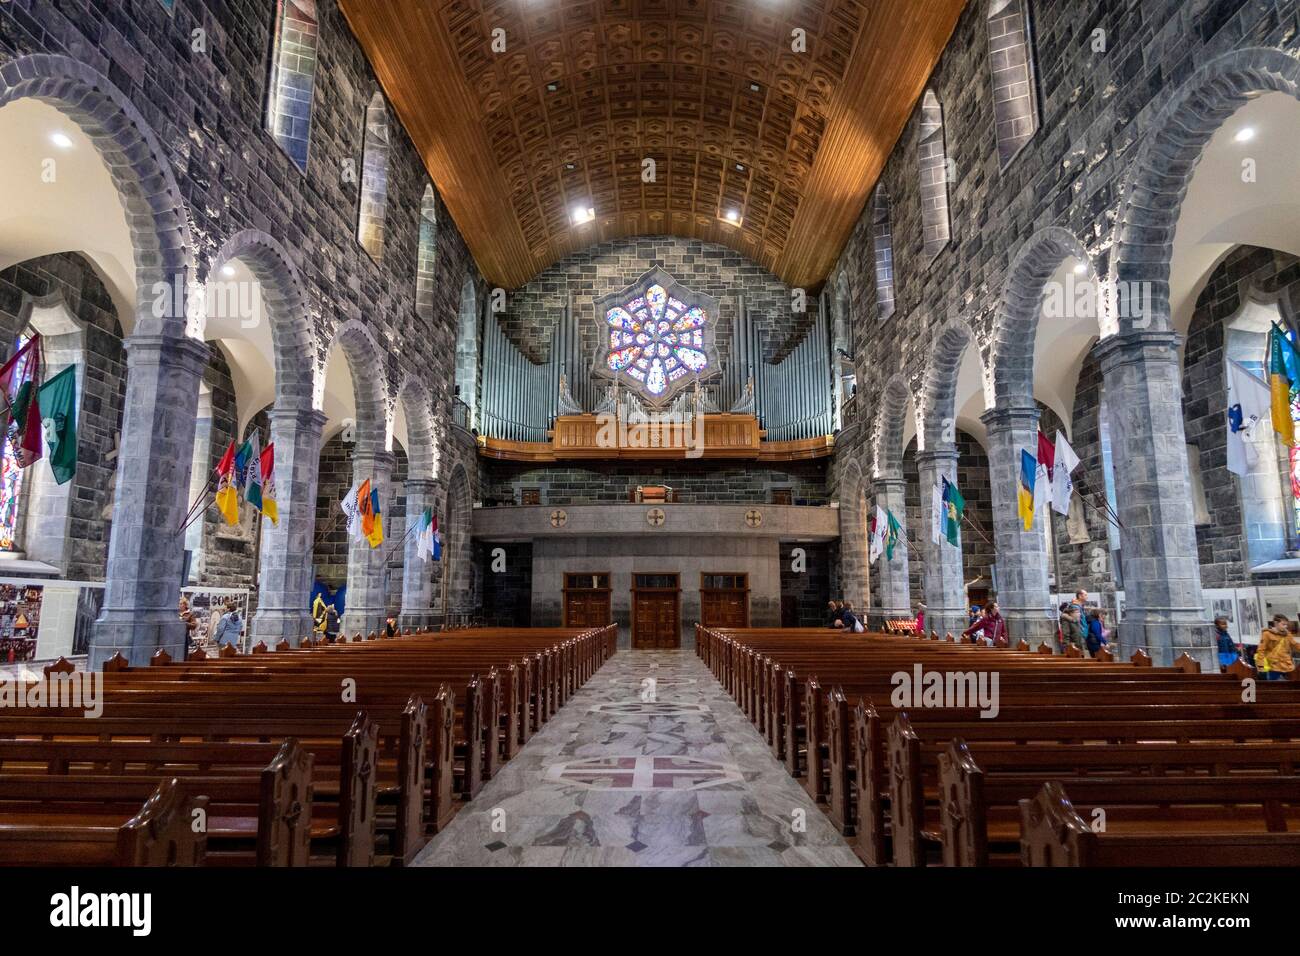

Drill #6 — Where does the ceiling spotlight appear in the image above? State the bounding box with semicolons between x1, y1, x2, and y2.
1234;127;1255;143
734;163;746;172
749;82;761;93
546;82;560;93
571;205;595;225
565;162;576;170
724;208;740;223
49;131;73;149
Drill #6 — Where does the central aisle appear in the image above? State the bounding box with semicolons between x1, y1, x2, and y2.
414;649;862;866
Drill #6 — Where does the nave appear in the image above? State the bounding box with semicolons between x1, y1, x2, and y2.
415;649;860;867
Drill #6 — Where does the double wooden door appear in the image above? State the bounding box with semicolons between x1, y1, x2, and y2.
563;572;611;627
700;573;749;629
632;573;680;648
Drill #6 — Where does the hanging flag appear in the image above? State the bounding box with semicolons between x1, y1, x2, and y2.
0;337;40;439
233;431;257;490
1268;324;1296;445
884;509;902;561
1226;360;1272;477
416;507;433;560
214;440;240;525
942;477;965;547
930;480;945;545
259;443;278;525
1051;431;1081;515
37;365;77;485
358;478;375;542
1018;449;1036;532
242;429;263;515
431;513;442;561
366;484;384;549
868;504;886;565
340;479;364;542
1034;430;1055;517
9;379;42;468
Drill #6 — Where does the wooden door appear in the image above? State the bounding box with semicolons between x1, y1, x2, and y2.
700;573;749;629
632;573;680;648
563;573;611;627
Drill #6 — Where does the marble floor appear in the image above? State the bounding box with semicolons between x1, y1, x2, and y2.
414;649;862;867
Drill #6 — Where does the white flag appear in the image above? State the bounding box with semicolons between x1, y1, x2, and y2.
930;481;945;546
868;504;886;565
340;479;364;543
1226;360;1272;478
1034;457;1051;518
1051;432;1081;515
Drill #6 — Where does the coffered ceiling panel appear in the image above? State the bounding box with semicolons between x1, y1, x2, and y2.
339;0;966;290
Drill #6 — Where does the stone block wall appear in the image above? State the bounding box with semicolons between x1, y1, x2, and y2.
478;458;829;507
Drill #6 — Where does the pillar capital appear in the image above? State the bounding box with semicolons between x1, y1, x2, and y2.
404;478;440;498
352;448;396;474
871;473;907;495
123;332;210;377
979;404;1040;434
269;405;328;433
914;446;960;469
1090;329;1182;375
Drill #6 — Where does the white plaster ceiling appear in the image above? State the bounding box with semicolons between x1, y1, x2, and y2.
0;98;136;331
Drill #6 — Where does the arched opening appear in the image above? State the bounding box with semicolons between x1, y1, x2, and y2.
357;92;390;260
455;280;479;428
415;185;438;321
266;0;320;172
918;90;951;262
987;0;1040;167
870;185;897;320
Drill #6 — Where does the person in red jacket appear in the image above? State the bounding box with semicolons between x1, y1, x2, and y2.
962;601;1006;646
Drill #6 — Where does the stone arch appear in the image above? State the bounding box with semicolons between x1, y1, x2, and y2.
206;229;315;409
990;225;1093;407
837;456;870;609
872;373;915;478
1110;47;1300;334
0;54;194;340
920;317;984;449
443;460;474;616
395;375;437;480
324;319;389;451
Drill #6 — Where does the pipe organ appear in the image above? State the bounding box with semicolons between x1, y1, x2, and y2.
479;297;583;442
478;290;834;450
734;296;834;442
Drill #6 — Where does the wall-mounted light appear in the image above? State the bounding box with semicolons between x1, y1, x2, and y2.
571;205;595;225
1073;261;1088;276
49;131;74;150
1234;127;1256;143
221;264;237;278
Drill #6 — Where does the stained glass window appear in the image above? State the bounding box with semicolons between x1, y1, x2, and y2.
0;333;35;552
604;283;709;399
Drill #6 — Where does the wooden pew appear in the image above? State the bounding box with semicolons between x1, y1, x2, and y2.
0;777;207;866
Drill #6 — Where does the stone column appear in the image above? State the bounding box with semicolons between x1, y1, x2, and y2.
1093;330;1212;667
915;448;966;637
981;405;1057;648
867;475;911;627
399;478;440;629
341;448;395;637
250;407;328;646
91;334;209;668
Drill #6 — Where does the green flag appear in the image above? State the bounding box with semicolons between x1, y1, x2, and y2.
884;510;902;561
37;365;77;485
943;478;965;547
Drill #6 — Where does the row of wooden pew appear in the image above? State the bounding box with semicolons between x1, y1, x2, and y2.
0;624;617;866
697;625;1300;866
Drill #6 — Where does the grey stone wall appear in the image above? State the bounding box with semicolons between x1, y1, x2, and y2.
780;541;831;627
477;540;532;627
0;252;126;581
478;459;828;507
499;235;800;376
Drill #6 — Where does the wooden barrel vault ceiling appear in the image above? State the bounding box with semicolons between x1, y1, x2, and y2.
338;0;967;290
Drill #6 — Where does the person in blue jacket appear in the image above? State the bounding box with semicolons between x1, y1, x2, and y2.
1084;607;1109;657
1213;616;1240;671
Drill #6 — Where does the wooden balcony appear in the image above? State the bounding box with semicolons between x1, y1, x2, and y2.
477;413;833;463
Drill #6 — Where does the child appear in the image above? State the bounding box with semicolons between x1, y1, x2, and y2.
1256;615;1300;681
1213;616;1239;671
